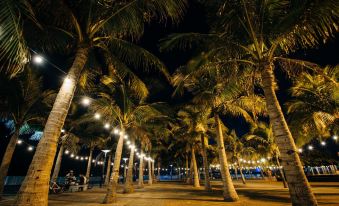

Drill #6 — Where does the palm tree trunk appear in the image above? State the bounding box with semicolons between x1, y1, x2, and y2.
187;156;193;184
138;153;144;188
86;148;94;179
200;135;211;191
123;139;135;193
191;147;200;188
148;159;152;185
51;144;64;182
15;46;89;206
262;65;317;206
104;154;112;186
0;129;20;200
152;161;156;183
102;131;124;204
214;113;239;201
157;159;161;181
276;157;288;188
239;166;246;184
234;166;239;180
185;155;189;181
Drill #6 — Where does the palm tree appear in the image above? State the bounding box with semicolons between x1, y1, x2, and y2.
0;0;35;77
89;73;163;203
0;69;54;199
177;106;212;190
163;1;339;204
171;55;265;201
50;133;78;182
286;66;338;146
15;1;186;204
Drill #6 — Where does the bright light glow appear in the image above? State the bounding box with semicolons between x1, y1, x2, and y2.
71;154;75;158
33;55;44;64
102;149;110;154
333;135;338;140
85;157;88;160
126;141;131;145
76;156;79;160
111;163;114;166
113;128;119;134
308;145;313;150
321;141;326;146
28;146;33;151
136;152;139;155
61;129;65;133
260;158;266;163
65;150;69;154
94;113;101;119
134;148;138;152
124;135;128;139
64;77;72;85
298;148;303;153
17;139;23;144
80;157;84;160
104;123;110;129
92;160;95;163
82;97;90;106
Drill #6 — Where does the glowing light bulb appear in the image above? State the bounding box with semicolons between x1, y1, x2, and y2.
113;128;119;134
104;123;110;129
17;139;23;144
82;97;90;106
61;129;65;133
333;135;338;140
94;113;101;119
33;55;44;64
308;145;313;150
28;146;34;151
126;141;131;145
298;148;303;153
71;154;75;158
321;141;326;146
124;135;128;139
65;150;69;154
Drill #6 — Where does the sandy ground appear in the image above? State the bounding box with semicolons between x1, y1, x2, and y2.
1;180;338;206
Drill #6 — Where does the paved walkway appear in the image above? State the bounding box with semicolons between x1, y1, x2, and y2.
1;180;339;205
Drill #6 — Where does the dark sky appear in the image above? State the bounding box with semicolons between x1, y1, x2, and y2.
1;0;338;176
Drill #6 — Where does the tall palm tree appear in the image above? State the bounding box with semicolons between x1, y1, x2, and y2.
163;1;339;204
287;66;338;145
0;69;54;199
15;1;186;204
89;73;163;203
171;56;265;201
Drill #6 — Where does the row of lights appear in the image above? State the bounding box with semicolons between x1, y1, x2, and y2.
16;139;34;151
79;97;155;163
297;135;338;153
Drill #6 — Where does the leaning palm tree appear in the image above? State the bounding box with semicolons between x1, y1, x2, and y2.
286;66;339;146
171;56;265;201
15;1;186;204
89;73;164;203
163;1;339;204
0;68;54;199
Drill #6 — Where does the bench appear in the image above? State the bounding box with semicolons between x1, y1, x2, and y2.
68;184;88;192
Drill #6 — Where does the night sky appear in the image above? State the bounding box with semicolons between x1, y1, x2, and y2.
1;0;338;177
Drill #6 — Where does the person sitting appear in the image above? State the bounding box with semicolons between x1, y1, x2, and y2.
65;170;76;189
79;174;87;185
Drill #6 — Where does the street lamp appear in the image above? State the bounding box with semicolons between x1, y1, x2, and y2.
169;164;173;180
123;158;128;182
101;149;111;183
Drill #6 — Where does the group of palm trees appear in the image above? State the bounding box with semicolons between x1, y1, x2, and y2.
0;0;338;206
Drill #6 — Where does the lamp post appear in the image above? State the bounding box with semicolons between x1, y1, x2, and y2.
123;158;128;182
170;164;173;180
101;149;110;186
